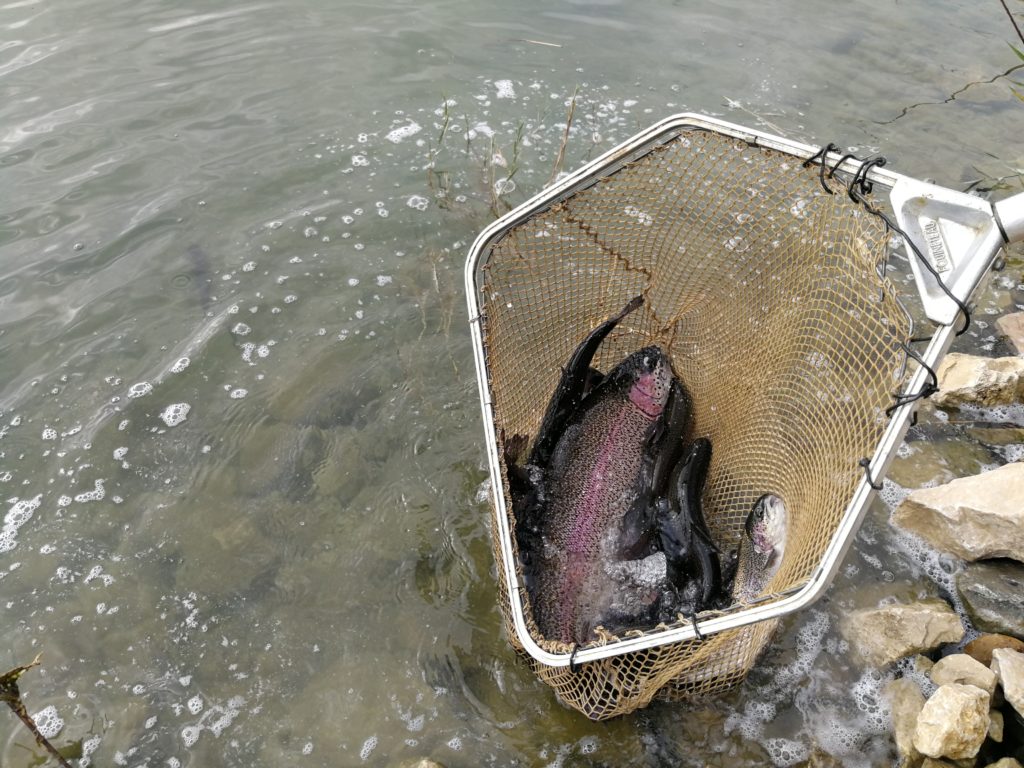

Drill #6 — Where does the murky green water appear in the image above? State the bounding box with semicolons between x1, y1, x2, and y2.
2;0;1023;765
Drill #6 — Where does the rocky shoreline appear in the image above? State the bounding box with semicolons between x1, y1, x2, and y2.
854;310;1024;767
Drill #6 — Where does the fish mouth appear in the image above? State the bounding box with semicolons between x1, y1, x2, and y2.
627;347;671;417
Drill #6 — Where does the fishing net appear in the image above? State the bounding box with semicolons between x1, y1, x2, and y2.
471;127;912;719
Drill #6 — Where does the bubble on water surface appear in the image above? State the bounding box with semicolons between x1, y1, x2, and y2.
763;738;808;767
182;725;200;747
385;121;421;143
170;357;190;373
359;736;377;760
2;494;42;552
406;195;429;211
160;403;191;427
187;695;204;714
284;294;297;304
351;154;369;166
302;742;314;755
42;427;57;440
30;705;64;739
128;382;153;399
229;389;247;399
113;446;128;460
494;79;515;99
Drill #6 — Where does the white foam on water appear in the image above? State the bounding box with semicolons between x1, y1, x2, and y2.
494;79;515;99
385;121;421;143
41;427;57;440
187;695;203;714
375;275;392;286
232;322;251;336
229;389;247;399
170;357;190;373
406;195;429;211
763;737;808;767
31;705;64;739
351;154;369;166
113;446;128;460
1;494;41;552
128;382;153;399
160;403;190;427
359;736;377;761
302;741;313;755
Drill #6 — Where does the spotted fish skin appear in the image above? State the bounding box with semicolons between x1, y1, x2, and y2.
533;346;673;645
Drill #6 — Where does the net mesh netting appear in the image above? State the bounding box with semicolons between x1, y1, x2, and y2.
473;128;912;720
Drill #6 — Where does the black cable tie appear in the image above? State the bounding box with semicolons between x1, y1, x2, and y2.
827;152;858;179
803;143;840;194
859;457;883;491
885;343;940;417
569;644;581;672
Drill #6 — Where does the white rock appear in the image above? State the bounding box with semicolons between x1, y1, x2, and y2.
984;758;1023;768
843;599;964;667
932;352;1024;408
929;653;997;697
990;647;1024;718
891;463;1024;563
912;683;989;760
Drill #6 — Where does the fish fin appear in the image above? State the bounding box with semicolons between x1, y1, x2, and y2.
529;295;644;467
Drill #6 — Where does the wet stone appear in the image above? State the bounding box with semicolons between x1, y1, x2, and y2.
984;759;1023;768
991;648;1024;718
891;463;1024;563
956;560;1024;640
989;710;1003;743
929;654;997;697
886;677;926;763
964;634;1024;666
887;437;998;489
843;599;964;667
932;353;1024;409
995;311;1024;355
913;683;990;760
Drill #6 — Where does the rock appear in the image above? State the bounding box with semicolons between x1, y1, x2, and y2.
956;560;1024;639
964;634;1024;666
843;599;964;667
930;654;997;697
921;760;958;768
989;709;1003;742
886;678;926;763
932;353;1024;408
995;311;1024;355
991;648;1024;718
891;463;1024;563
887;437;999;489
913;683;990;760
399;761;447;768
984;759;1023;768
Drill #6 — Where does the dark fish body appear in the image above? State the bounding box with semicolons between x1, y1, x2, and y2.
533;346;673;644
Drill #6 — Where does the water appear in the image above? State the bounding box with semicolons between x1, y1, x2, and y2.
2;0;1023;765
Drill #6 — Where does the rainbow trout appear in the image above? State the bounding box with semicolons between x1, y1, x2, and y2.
532;345;676;644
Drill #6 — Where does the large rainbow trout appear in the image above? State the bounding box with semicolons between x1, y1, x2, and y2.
532;346;675;644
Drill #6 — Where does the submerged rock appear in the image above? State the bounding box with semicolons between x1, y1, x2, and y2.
985;759;1023;768
956;560;1024;639
913;683;990;760
885;677;926;764
965;634;1024;666
891;463;1024;563
989;709;1004;743
995;311;1024;355
929;653;997;697
843;599;964;667
932;353;1024;408
991;648;1024;718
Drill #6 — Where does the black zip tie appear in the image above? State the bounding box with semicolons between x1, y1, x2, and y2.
569;644;581;672
858;457;883;491
827;152;858;179
814;146;972;337
687;611;705;642
885;342;939;417
802;143;841;194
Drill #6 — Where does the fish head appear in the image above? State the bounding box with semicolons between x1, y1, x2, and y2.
615;346;673;418
745;493;788;567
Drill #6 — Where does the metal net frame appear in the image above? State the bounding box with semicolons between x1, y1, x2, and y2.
466;117;921;719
